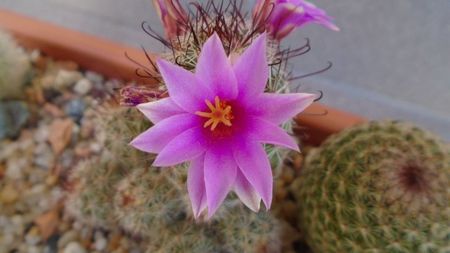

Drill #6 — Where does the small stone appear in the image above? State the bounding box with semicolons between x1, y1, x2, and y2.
27;245;41;253
34;143;54;170
29;50;41;62
64;99;86;123
48;118;74;155
85;71;104;84
34;124;50;143
0;101;29;140
73;79;92;95
0;184;19;204
74;143;91;158
58;230;78;248
54;70;82;89
94;235;107;251
63;242;87;253
45;234;59;253
58;61;79;71
80;120;94;139
34;207;60;240
43;103;65;117
25;226;41;245
46;175;59;186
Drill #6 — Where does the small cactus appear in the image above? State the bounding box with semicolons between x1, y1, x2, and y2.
66;152;125;228
292;121;450;253
113;166;188;234
0;30;31;100
68;106;282;252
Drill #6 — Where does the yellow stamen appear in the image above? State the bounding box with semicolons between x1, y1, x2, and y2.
195;96;234;131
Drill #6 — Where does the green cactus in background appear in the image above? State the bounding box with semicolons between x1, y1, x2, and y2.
0;30;31;100
292;121;450;253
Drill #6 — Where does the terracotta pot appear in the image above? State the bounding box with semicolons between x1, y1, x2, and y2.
0;9;366;146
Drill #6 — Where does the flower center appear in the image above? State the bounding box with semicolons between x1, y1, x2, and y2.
195;96;233;131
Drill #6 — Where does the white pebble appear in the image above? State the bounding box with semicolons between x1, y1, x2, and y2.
73;78;92;95
94;236;107;251
55;70;82;89
63;242;87;253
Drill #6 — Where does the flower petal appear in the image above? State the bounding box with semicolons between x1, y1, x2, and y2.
249;117;299;151
187;155;207;219
204;148;237;218
157;59;212;112
233;141;272;209
196;33;238;100
137;97;185;123
251;93;315;124
153;127;207;167
234;169;261;212
130;113;198;153
233;33;269;98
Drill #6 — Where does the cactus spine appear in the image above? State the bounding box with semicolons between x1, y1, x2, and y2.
292;121;450;253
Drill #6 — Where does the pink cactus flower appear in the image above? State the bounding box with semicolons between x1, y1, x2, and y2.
131;33;315;218
253;0;339;40
153;0;188;38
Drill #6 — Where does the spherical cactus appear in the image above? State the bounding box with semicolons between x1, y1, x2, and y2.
292;121;450;253
94;106;152;167
143;203;281;253
113;166;189;234
0;30;31;100
66;152;125;228
114;166;281;253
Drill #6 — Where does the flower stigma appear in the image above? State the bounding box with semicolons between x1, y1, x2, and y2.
195;96;233;131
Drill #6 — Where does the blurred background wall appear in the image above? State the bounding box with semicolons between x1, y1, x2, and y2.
1;0;449;139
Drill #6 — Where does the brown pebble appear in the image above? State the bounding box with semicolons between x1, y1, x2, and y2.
34;206;61;240
107;233;122;251
43;103;65;117
45;174;59;186
0;184;19;204
57;61;79;71
74;144;91;158
48;118;74;155
35;56;50;70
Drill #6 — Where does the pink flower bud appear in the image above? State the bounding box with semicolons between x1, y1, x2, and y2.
153;0;188;39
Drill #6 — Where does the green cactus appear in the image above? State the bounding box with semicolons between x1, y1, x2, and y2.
0;30;31;100
68;106;281;252
143;202;280;253
113;166;188;234
114;166;281;253
292;121;450;253
66;152;125;228
66;106;151;227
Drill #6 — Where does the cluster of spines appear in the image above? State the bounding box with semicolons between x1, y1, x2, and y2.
292;121;450;253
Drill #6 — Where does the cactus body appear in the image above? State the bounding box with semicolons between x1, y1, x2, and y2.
292;121;450;253
0;31;31;100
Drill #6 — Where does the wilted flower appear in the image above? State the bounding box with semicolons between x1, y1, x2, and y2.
253;0;339;40
131;33;315;218
119;85;163;107
153;0;188;39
